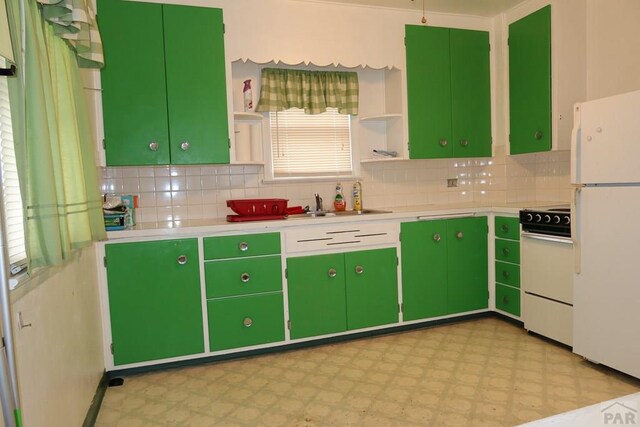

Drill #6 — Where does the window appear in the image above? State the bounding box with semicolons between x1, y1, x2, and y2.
0;73;27;277
269;107;353;179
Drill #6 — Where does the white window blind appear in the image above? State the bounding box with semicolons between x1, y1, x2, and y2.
0;75;26;270
270;107;353;178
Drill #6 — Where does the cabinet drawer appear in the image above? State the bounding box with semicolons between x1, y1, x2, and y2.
495;261;520;288
495;216;519;240
495;238;520;263
205;256;282;298
495;284;520;317
204;232;280;259
207;293;285;351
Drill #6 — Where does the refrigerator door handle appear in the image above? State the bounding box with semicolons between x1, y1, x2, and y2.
570;103;581;184
572;186;581;274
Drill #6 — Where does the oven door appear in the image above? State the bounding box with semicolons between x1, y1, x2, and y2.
521;232;574;346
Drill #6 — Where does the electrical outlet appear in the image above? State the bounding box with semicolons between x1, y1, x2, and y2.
447;178;458;188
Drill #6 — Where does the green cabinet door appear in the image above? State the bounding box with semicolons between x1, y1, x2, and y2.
105;239;204;365
99;0;229;166
401;220;448;320
208;293;285;351
344;248;399;330
406;25;491;159
509;5;551;154
287;254;347;339
450;29;492;158
406;26;452;159
99;0;170;165
164;6;230;165
446;217;489;314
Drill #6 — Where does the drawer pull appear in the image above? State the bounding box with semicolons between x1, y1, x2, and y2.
355;265;364;275
502;296;509;304
459;139;469;147
240;273;250;283
243;317;253;328
433;233;441;242
148;141;159;151
456;231;464;240
501;224;509;233
180;141;190;151
502;248;510;256
534;130;543;140
328;268;337;278
177;255;188;265
439;139;448;147
239;242;249;252
502;270;510;279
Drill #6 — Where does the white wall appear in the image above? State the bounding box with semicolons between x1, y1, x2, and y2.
10;245;104;427
586;0;640;100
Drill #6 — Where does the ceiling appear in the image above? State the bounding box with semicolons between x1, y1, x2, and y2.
299;0;529;17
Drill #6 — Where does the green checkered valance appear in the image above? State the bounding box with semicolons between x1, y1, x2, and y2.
37;0;104;68
255;68;359;115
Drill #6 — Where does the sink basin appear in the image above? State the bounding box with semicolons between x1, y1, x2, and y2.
304;209;391;217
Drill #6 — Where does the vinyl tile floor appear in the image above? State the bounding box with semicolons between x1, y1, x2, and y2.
95;317;640;426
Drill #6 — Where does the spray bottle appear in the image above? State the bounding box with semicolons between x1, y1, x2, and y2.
243;79;253;112
352;181;363;212
334;183;346;211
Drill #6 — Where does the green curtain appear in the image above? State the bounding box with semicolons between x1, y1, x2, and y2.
36;0;103;68
255;68;359;115
6;0;106;269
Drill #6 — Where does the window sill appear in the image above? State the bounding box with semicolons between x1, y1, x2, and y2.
262;175;362;185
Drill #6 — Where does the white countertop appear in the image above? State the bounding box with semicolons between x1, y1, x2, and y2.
105;200;566;241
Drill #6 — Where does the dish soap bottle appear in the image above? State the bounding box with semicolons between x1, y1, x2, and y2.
334;183;346;211
352;181;362;212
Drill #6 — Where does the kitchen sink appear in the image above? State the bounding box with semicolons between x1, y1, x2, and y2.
304;209;392;217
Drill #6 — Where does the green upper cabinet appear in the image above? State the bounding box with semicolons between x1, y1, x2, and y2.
509;5;551;155
99;0;230;166
105;239;204;366
406;25;491;159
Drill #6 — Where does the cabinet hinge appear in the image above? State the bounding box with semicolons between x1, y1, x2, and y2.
398;232;401;242
103;256;107;268
489;43;491;52
223;23;226;34
404;37;406;46
102;139;106;150
285;268;288;279
287;320;291;330
110;343;114;355
228;138;231;149
397;257;399;266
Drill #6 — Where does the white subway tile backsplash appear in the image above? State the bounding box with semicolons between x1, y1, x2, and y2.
155;176;171;192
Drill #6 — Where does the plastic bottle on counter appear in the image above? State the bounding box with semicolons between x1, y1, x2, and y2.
334;183;346;211
352;181;362;212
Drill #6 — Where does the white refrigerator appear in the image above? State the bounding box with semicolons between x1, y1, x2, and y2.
571;89;640;380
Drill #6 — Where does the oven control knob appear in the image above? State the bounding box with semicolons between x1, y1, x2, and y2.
553;215;561;224
525;213;533;221
544;214;551;223
535;214;542;222
564;216;571;225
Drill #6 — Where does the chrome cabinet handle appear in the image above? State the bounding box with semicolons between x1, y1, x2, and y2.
149;141;159;151
240;273;250;283
239;242;249;252
328;268;337;278
502;270;510;279
177;255;188;265
459;139;469;147
439;139;448;147
180;141;190;151
456;231;464;240
432;233;441;242
534;130;543;140
502;296;509;304
243;317;253;328
502;248;510;256
501;224;509;233
355;265;364;275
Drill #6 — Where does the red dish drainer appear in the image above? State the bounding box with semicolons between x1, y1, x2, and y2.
226;198;289;222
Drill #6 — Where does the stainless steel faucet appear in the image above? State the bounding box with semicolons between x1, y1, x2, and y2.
314;193;323;212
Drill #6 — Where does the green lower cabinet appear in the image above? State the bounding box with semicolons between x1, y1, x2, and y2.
495;284;521;316
345;248;399;330
287;253;347;339
495;261;520;288
495;238;520;264
401;220;448;320
447;217;489;313
105;239;204;365
208;293;285;351
401;217;488;321
287;249;399;339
